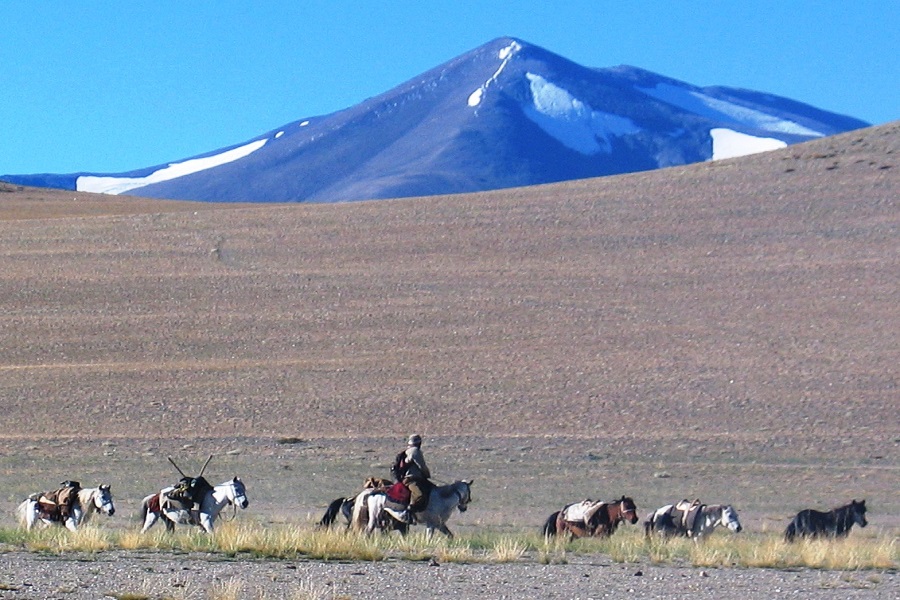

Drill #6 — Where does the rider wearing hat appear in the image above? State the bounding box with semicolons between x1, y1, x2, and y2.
394;434;432;522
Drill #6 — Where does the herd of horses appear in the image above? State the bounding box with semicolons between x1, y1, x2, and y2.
13;457;869;544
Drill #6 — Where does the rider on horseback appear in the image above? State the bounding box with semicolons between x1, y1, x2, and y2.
392;434;432;523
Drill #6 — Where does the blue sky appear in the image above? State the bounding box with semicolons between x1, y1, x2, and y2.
2;2;897;174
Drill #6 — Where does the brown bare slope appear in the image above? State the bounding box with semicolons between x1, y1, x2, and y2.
0;124;896;457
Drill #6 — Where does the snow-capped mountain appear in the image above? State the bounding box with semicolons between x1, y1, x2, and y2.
2;37;869;202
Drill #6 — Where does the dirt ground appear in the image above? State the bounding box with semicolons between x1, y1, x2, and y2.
0;123;897;597
1;549;897;600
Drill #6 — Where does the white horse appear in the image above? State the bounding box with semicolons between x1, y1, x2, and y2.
359;479;473;538
644;502;742;540
17;485;115;531
140;477;248;533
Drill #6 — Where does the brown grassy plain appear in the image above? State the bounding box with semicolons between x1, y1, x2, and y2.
0;123;897;548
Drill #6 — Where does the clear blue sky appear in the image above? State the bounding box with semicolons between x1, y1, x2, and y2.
3;1;897;174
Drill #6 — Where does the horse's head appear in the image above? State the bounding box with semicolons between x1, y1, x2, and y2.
456;480;474;513
92;484;116;516
226;477;249;509
617;496;640;524
721;505;742;532
850;499;868;528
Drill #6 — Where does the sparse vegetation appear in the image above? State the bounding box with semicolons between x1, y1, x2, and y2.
2;523;895;571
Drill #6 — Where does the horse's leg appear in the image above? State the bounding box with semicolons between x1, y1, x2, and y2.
162;513;176;533
64;516;78;532
199;512;214;533
437;524;453;538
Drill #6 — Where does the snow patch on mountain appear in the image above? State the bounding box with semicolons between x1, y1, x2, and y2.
711;128;787;160
468;40;522;107
639;83;825;137
76;138;268;195
523;73;641;154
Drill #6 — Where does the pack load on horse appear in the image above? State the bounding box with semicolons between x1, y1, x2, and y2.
644;499;743;540
542;496;640;538
140;455;248;533
17;481;115;531
167;455;215;521
31;480;82;523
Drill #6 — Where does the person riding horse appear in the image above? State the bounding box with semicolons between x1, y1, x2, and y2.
392;434;433;523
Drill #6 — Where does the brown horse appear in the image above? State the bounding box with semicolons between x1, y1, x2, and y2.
543;496;639;538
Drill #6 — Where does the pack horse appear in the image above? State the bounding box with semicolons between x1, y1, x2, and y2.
140;455;249;533
542;496;640;538
644;500;743;540
17;481;115;531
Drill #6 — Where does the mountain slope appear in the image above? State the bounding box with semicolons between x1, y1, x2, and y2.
2;37;869;202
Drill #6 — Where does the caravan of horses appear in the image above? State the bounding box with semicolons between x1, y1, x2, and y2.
11;453;871;547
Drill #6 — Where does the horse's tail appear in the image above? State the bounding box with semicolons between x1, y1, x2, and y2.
542;510;560;537
784;519;797;542
140;496;150;523
319;497;346;528
15;499;33;529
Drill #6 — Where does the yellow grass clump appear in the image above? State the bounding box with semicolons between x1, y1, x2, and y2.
4;522;896;572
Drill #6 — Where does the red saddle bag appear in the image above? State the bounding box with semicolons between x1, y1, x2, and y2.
386;482;411;504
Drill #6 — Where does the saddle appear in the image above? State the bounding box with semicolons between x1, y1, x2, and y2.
672;499;703;535
561;500;606;526
31;481;81;521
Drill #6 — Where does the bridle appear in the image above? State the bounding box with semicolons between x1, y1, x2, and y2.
218;481;245;522
615;499;637;522
453;484;471;509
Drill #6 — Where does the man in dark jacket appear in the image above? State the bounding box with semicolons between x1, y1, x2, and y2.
394;434;432;522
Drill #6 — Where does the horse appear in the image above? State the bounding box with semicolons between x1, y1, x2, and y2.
318;477;394;529
140;477;248;533
360;479;473;538
542;496;639;538
644;501;742;540
17;485;115;531
784;499;867;542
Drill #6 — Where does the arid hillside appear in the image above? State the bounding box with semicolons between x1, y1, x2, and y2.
0;123;896;525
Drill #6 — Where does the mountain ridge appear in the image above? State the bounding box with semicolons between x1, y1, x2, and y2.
2;37;870;202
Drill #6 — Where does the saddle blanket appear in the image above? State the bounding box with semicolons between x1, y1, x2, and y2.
385;482;411;504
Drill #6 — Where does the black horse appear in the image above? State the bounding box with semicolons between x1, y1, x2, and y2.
784;499;867;542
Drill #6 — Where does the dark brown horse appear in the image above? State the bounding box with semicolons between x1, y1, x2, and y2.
543;496;639;538
784;499;867;542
